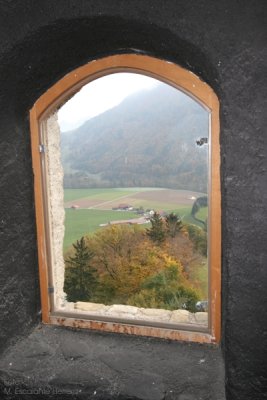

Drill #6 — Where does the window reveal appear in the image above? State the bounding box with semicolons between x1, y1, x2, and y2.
30;54;221;343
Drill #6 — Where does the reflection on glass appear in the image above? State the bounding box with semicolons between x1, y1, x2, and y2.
58;73;209;328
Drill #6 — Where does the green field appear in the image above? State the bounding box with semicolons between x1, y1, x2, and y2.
64;209;137;250
64;188;135;203
189;260;208;299
64;205;201;250
195;207;208;221
63;188;207;250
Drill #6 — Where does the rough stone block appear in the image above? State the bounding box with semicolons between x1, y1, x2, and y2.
137;308;171;321
75;302;106;312
106;304;139;315
169;309;191;324
195;312;208;325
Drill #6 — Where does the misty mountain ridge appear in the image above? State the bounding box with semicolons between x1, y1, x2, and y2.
61;84;209;192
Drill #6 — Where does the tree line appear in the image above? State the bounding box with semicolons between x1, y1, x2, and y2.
64;212;207;312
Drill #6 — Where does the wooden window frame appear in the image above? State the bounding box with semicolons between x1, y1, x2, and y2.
30;54;221;344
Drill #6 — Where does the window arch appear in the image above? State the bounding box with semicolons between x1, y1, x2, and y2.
30;54;221;343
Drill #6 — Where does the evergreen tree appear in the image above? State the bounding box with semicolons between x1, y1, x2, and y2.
165;212;183;238
146;212;166;244
64;237;98;302
185;224;207;256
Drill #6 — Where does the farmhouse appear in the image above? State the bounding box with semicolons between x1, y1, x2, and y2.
70;204;79;209
117;203;133;210
158;210;167;217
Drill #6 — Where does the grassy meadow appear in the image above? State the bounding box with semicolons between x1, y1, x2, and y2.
64;209;136;250
64;188;136;203
63;187;208;250
195;207;208;221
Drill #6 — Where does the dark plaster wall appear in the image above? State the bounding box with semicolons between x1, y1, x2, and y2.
0;1;266;399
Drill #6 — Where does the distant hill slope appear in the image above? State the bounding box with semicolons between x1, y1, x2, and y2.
61;84;209;192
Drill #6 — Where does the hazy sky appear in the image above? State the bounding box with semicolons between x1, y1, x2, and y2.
58;72;160;131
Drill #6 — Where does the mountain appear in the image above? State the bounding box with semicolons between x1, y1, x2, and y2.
60;83;209;192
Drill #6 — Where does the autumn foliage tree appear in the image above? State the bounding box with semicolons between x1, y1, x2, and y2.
63;222;204;310
86;225;172;304
127;261;200;311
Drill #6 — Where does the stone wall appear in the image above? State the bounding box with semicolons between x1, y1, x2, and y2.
74;302;208;326
45;113;66;309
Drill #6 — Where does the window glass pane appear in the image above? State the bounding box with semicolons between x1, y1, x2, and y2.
55;72;209;328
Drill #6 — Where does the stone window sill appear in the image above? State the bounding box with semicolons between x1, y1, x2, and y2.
0;324;225;400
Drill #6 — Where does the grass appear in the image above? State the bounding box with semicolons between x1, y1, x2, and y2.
170;207;206;228
63;188;207;250
64;187;156;203
64;209;136;250
63;205;205;251
195;206;208;221
189;260;208;299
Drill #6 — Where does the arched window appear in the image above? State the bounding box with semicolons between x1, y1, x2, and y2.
30;54;221;343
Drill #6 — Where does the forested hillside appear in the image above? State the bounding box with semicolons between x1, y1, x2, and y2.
61;84;209;191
